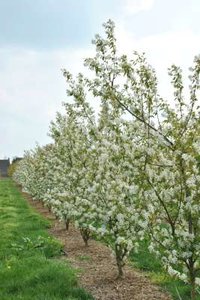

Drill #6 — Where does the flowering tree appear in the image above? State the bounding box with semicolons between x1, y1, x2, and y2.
142;61;200;300
83;20;200;298
49;99;97;240
93;112;147;277
60;66;148;276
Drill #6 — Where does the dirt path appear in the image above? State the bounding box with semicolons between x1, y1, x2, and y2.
23;192;172;300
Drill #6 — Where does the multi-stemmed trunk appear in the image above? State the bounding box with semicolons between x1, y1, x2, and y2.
114;244;127;279
80;227;91;246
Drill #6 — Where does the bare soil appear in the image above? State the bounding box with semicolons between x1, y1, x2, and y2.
22;191;172;300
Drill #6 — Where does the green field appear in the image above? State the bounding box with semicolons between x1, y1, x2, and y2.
0;179;93;300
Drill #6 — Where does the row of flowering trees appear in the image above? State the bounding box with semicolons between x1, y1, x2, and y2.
14;20;200;299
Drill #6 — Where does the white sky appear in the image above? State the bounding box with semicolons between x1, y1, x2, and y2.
0;0;200;158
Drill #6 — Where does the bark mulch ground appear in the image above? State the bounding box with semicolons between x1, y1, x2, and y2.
23;192;172;300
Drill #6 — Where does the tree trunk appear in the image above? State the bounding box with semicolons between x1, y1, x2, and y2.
115;244;125;279
80;228;90;247
65;219;70;231
188;258;196;300
191;284;196;300
116;258;123;278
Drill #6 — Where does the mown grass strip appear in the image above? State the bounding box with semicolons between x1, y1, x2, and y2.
0;179;93;300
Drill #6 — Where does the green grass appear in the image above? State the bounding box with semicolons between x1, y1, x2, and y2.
129;238;196;300
0;179;93;300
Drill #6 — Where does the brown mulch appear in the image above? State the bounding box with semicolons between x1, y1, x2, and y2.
22;191;172;300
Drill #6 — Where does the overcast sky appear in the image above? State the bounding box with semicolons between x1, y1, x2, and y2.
0;0;200;159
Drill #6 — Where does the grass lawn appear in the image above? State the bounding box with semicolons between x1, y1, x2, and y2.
0;178;93;300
